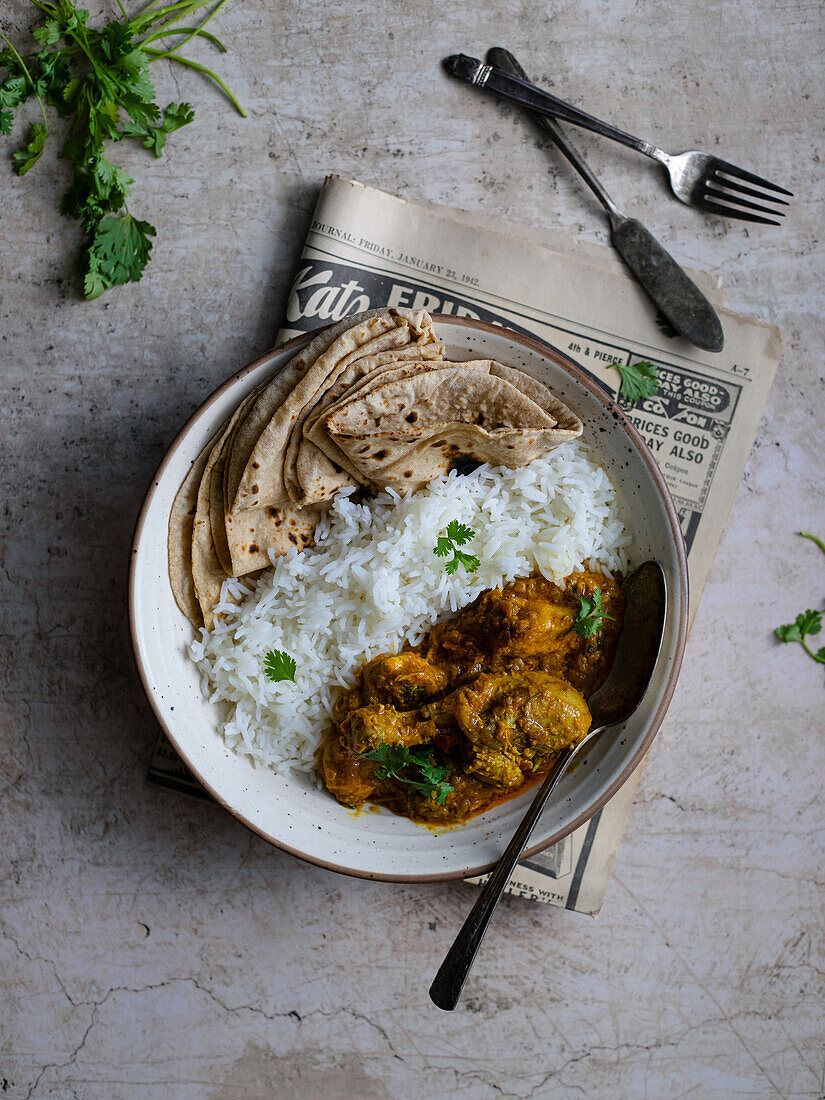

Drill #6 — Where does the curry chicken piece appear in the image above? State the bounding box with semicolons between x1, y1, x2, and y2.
362;652;450;707
419;571;623;697
316;570;625;824
439;672;592;789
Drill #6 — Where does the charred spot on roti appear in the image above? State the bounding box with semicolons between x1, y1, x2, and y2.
405;411;418;423
251;462;260;469
373;449;387;460
288;533;298;545
403;470;413;478
249;543;259;554
450;455;483;476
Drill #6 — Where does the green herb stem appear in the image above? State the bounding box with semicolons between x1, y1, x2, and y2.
800;531;825;556
140;25;227;52
133;0;216;37
144;47;245;115
142;0;231;53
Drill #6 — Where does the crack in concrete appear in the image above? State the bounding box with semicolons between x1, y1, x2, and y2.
3;955;407;1097
612;873;795;1096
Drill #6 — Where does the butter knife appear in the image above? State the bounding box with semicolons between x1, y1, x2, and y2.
447;50;724;353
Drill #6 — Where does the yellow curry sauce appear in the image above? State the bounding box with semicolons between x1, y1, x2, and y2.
316;571;625;824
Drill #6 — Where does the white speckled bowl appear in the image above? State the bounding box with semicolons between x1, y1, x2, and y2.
130;317;688;881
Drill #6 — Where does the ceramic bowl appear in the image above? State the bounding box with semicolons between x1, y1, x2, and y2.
130;316;688;880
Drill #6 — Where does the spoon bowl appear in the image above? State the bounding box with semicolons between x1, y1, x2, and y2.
588;560;667;732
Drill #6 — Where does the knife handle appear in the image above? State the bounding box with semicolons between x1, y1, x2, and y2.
611;218;724;352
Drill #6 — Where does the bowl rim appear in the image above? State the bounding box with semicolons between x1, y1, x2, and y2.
129;315;689;881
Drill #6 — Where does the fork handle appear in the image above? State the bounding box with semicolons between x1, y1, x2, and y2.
444;55;667;163
429;746;575;1011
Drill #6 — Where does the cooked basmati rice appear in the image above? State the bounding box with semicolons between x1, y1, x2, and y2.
190;441;630;777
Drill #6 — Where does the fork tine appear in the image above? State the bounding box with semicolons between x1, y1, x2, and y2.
704;186;787;218
713;159;793;197
700;197;783;226
711;173;790;206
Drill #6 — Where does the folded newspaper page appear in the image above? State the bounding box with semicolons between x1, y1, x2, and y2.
148;175;782;915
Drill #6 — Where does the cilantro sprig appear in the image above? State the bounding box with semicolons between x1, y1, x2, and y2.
0;0;244;298
360;743;455;806
775;532;825;666
263;649;297;684
433;520;480;576
571;588;615;639
611;359;659;403
776;611;824;664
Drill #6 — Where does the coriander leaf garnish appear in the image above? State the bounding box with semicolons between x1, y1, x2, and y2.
445;520;475;545
775;611;824;663
611;359;659;403
433;521;480;575
360;744;409;782
571;588;615;639
0;1;244;298
775;532;825;665
360;743;455;805
405;747;455;805
263;649;297;683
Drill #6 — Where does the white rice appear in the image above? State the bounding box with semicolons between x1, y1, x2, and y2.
190;441;631;777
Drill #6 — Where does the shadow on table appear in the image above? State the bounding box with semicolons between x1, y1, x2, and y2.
0;188;328;880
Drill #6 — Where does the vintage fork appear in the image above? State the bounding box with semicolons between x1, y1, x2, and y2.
443;55;793;225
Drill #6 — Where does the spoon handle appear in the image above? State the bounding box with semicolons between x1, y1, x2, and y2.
429;746;574;1011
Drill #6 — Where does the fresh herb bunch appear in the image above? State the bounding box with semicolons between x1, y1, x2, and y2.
0;0;244;298
433;520;480;576
775;532;825;666
263;649;297;683
360;743;455;806
571;587;614;639
611;359;659;403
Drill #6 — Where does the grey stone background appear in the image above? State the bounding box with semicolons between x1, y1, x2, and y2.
1;0;822;1096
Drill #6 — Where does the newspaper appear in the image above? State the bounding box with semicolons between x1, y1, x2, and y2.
148;175;782;915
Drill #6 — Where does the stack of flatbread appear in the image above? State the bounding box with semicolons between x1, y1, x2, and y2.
169;307;583;629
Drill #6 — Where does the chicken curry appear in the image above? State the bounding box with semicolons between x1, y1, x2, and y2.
316;570;625;824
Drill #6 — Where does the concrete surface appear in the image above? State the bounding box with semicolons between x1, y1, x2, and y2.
1;0;823;1096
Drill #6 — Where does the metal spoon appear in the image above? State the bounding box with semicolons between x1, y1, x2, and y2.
429;561;667;1011
449;48;723;353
